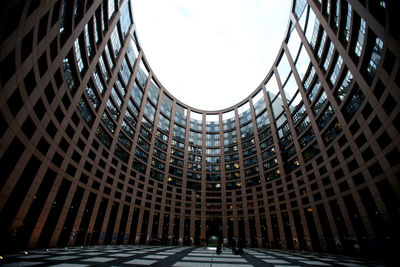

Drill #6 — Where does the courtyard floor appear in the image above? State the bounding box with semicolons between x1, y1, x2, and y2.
0;245;390;266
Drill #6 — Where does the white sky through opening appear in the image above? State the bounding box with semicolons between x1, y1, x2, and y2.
132;0;292;110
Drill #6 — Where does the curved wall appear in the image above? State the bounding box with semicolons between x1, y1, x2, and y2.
1;0;400;258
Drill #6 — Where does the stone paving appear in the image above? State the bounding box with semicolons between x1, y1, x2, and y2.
0;245;389;266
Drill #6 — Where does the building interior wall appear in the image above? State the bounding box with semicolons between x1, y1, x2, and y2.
0;0;399;260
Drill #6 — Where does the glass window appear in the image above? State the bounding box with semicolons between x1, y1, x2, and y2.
121;120;135;138
306;10;319;48
73;39;85;74
342;3;352;42
242;138;256;149
295;45;311;81
292;103;306;124
252;89;266;116
152;158;165;171
93;68;104;94
93;13;100;44
137;135;150;151
120;57;131;86
312;91;328;115
342;84;365;121
316;104;335;129
334;69;353;102
101;5;106;32
322;119;342;145
276;113;287;130
240;123;254;139
206;148;220;155
295;115;310;135
101;111;115;133
265;73;280;98
302;142;320;162
244;156;258;168
260;137;273;150
354;18;366;58
141;117;153;132
148;79;160;106
261;146;276;160
323;42;334;71
223;130;237;146
115;77;126;96
59;0;68;36
110;27;121;59
188;154;202;162
294;0;307;20
317;31;327;59
124;109;137;128
303;66;315;91
366;37;383;78
225;153;239;162
137;61;148;88
160;93;173;118
277;52;291;83
173;124;186;141
135;147;148;162
278;121;290;138
287;28;302;60
158;114;170;132
329;55;343;85
188;145;202;154
283;73;298;103
144;100;156;122
84;24;93;58
131;81;143;107
171;147;184;159
77;97;93;125
333;0;340;28
104;44;114;69
98;55;110;81
263;158;277;170
271;94;284;119
170;157;184;168
107;0;115;20
190;111;203;131
289;91;302;113
223;110;236;131
206;114;219;132
308;79;320;103
118;132;132;150
238;102;251;125
155;139;167;151
127;37;138;68
85;81;100;110
127;99;139;117
106;99;120;120
206;133;220;147
189;131;202;146
175;104;187;126
153;148;166;160
156;130;168;142
256;111;269;131
119;1;132;38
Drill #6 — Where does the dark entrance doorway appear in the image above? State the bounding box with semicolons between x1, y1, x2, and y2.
206;217;222;246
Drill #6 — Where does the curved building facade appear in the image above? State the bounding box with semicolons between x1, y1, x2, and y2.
1;0;400;258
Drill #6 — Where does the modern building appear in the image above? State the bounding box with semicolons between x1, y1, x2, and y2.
0;0;399;259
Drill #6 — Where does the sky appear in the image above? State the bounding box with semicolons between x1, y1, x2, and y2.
131;0;292;111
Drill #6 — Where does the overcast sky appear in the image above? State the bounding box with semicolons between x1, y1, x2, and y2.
132;0;292;111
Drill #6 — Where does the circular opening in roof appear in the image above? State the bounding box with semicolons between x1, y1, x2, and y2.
132;0;292;110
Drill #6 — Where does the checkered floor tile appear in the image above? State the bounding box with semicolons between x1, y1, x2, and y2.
0;245;388;266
